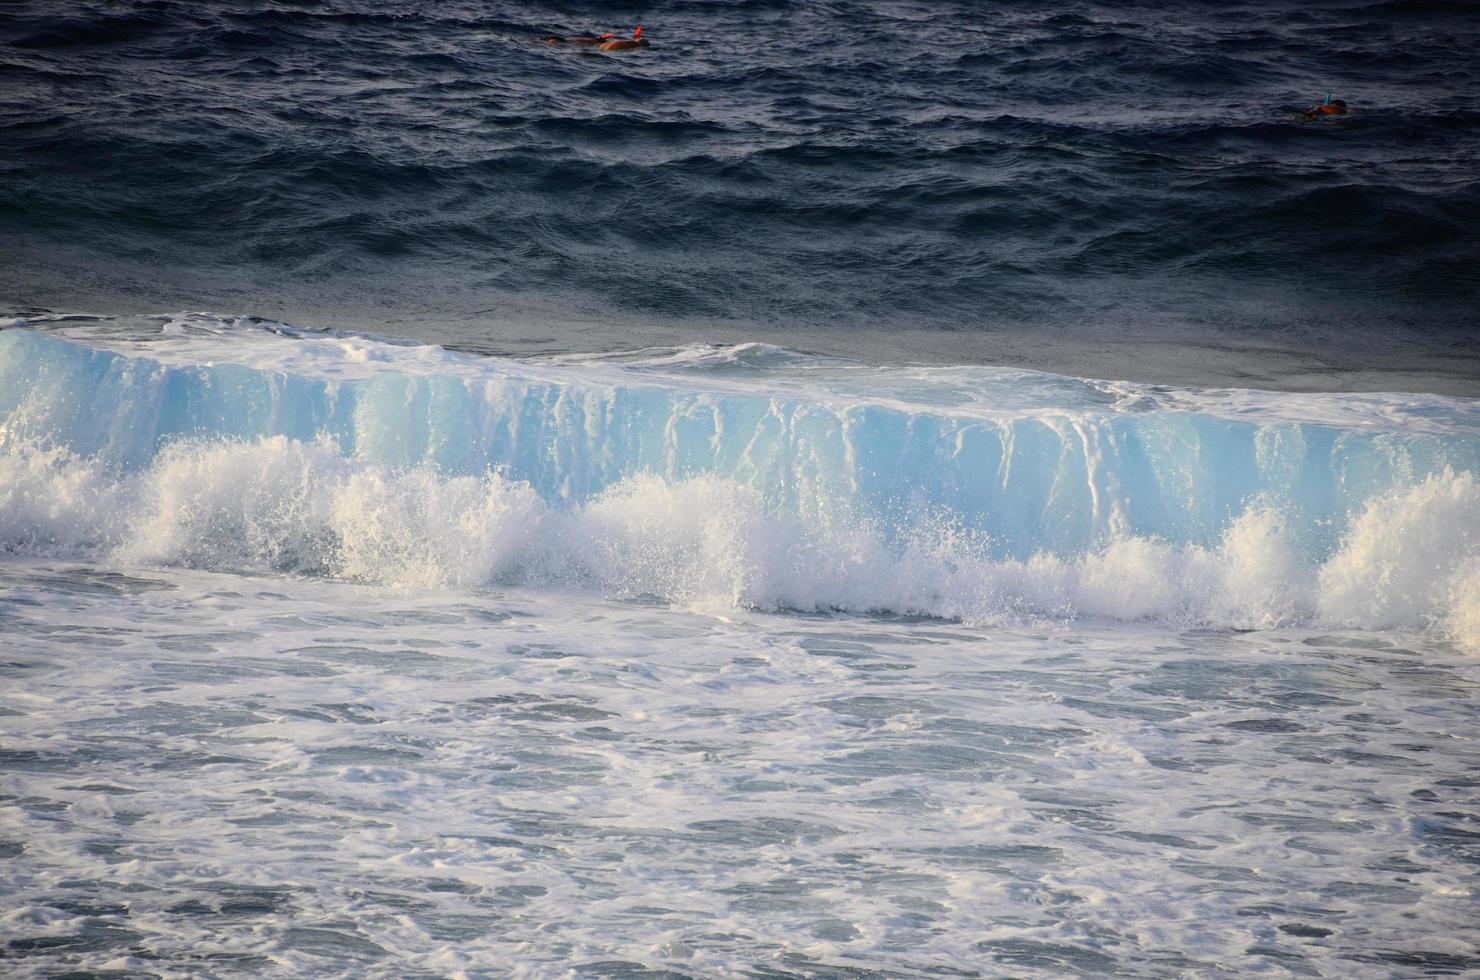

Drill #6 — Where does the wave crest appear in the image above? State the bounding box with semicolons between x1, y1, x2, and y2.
4;435;1477;650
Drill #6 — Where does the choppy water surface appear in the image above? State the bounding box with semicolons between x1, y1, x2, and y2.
2;0;1478;366
2;562;1478;977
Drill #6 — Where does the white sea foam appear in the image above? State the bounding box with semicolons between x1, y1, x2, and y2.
1;559;1476;977
3;430;1478;649
1319;471;1480;633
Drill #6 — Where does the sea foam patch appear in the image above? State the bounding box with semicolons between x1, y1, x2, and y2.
0;561;1476;976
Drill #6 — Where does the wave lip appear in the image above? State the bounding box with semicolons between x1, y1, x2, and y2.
2;315;1478;647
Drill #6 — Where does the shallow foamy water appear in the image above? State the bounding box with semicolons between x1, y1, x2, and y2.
3;560;1478;977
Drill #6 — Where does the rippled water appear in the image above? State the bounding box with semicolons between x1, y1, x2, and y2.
3;561;1479;977
2;1;1478;374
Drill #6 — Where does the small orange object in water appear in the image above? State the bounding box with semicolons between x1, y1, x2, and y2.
597;27;649;51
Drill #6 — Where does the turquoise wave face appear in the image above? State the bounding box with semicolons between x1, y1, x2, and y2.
3;315;1477;551
3;315;1479;642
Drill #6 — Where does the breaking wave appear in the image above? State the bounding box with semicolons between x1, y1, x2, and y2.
4;315;1479;648
3;432;1480;647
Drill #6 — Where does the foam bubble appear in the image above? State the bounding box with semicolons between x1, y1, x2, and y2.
0;437;120;554
1446;561;1480;652
119;436;549;589
1319;471;1480;639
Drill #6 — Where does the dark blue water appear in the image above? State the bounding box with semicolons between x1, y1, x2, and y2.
2;1;1478;380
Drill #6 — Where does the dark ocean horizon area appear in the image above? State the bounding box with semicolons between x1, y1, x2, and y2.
2;0;1478;391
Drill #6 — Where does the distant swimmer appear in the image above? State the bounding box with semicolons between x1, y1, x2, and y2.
599;27;648;51
1300;95;1349;122
542;26;648;51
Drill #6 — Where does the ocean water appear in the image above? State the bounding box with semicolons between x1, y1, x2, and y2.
2;561;1477;978
3;2;1480;977
2;1;1479;383
2;314;1479;977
